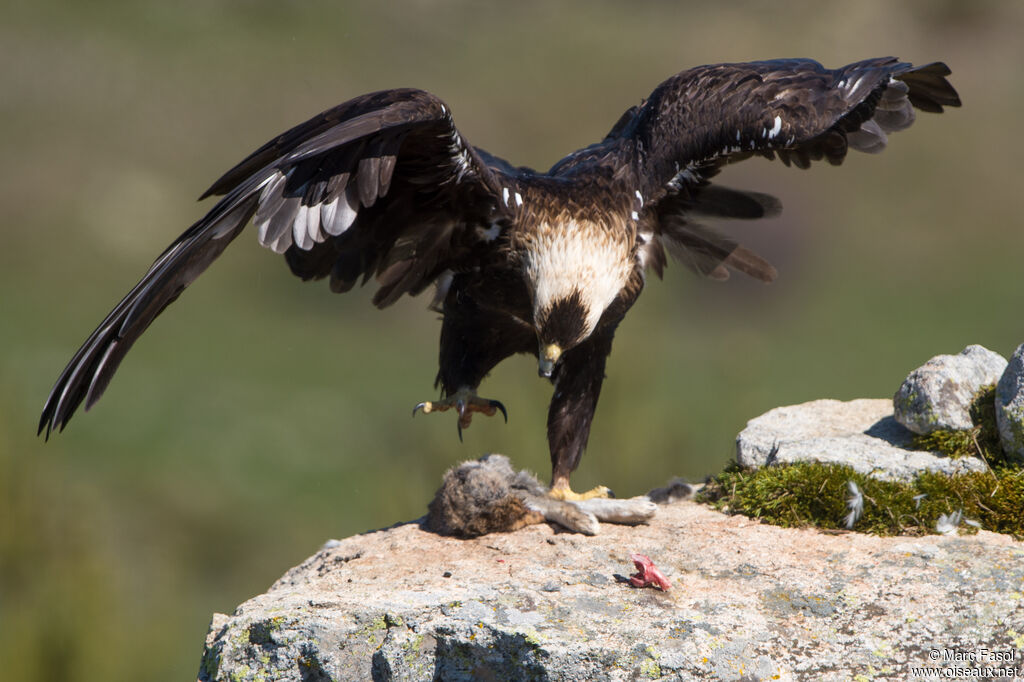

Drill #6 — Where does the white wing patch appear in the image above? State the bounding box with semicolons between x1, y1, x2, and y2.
256;170;361;254
248;105;494;257
291;204;311;250
324;187;359;236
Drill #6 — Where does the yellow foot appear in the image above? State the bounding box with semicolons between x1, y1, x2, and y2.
412;387;507;440
548;485;613;502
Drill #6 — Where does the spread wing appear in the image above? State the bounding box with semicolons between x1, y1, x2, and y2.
40;88;509;436
618;58;960;281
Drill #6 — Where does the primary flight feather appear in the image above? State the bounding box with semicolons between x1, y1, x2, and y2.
40;57;960;500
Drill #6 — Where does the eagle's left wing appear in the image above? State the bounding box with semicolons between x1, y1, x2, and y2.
615;58;960;281
40;89;509;437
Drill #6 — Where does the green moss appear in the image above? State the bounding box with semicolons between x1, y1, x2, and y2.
702;461;850;529
913;429;976;458
700;461;1024;539
912;386;1012;465
701;383;1024;538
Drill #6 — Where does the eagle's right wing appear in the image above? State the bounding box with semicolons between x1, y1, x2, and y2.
40;89;511;436
616;58;960;281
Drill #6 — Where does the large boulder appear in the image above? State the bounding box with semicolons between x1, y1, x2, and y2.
198;501;1022;681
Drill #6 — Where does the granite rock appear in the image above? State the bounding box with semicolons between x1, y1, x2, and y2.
893;345;1007;434
735;398;986;481
198;501;1024;681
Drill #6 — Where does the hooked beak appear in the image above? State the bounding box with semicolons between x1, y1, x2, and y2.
538;343;562;378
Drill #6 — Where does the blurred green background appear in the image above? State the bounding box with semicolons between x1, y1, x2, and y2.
2;0;1022;679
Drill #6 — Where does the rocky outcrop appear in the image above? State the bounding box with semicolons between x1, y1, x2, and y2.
893;345;1007;434
198;501;1023;682
735;343;1024;481
198;344;1024;681
734;398;986;481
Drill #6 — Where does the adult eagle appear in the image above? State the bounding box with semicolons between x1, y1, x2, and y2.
39;58;959;500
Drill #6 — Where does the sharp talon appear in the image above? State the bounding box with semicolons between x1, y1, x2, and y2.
411;388;506;438
490;399;508;423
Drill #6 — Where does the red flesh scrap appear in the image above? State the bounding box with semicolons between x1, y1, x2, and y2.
628;552;671;591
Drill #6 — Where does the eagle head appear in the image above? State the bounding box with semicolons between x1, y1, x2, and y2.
534;290;590;378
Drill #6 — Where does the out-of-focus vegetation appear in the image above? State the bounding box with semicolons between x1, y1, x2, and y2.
2;1;1022;679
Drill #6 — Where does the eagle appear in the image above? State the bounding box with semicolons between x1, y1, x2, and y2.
39;58;959;501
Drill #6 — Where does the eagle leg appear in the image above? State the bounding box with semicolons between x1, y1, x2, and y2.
545;324;616;501
424;272;535;440
413;387;507;441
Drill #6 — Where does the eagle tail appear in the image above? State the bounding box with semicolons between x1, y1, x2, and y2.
686;186;782;221
655;185;780;282
661;219;777;283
